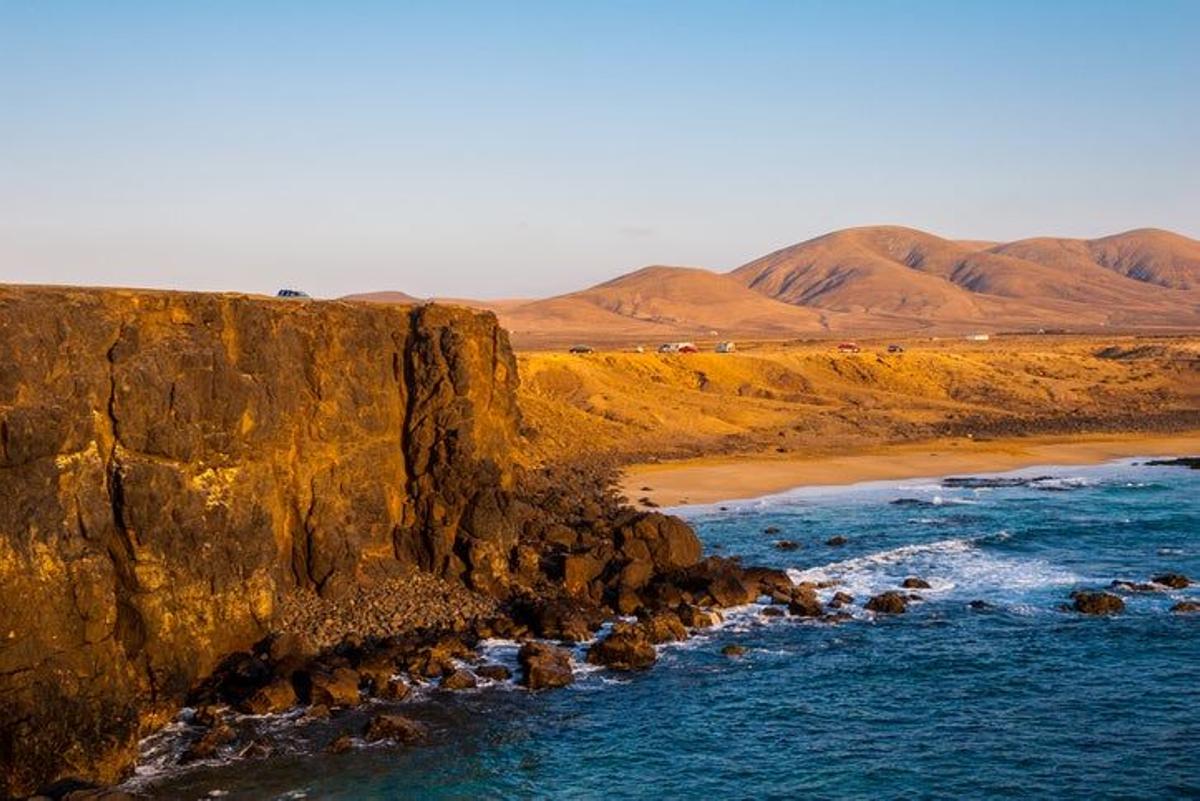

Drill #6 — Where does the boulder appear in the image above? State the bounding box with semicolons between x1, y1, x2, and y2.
761;606;785;618
901;577;931;589
617;513;702;572
440;669;477;690
828;591;854;609
1111;580;1157;592
527;599;602;643
518;642;574;689
639;611;688;643
240;677;298;715
826;536;848;547
1071;591;1125;615
788;587;824;618
707;573;758;607
327;733;354;755
180;721;236;763
309;667;362;707
865;591;908;614
677;604;722;628
586;624;657;671
773;540;800;551
721;644;747;657
1170;600;1200;613
563;553;606;597
476;664;512;681
364;713;426;744
1152;573;1191;589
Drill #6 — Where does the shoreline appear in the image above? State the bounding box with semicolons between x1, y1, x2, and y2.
620;431;1200;507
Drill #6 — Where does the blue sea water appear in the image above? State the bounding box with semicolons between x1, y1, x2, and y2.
136;458;1200;800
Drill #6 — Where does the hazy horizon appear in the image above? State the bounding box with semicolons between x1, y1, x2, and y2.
3;0;1198;300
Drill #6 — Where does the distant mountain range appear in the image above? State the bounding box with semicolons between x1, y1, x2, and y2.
346;226;1200;347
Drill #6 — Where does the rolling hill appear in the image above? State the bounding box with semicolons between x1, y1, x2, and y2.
346;226;1200;348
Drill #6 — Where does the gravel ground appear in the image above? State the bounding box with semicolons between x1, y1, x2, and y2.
275;571;500;649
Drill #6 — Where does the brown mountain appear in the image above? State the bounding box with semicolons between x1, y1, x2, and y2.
347;226;1200;348
991;228;1200;290
730;225;1199;333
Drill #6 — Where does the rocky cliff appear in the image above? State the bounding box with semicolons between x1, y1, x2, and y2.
0;286;522;796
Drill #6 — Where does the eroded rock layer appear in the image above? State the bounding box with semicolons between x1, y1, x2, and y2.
0;286;520;796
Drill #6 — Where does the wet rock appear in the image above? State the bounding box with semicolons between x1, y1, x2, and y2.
364;713;426;744
968;600;991;610
181;721;236;763
240;677;298;715
305;704;331;719
707;573;758;607
822;612;854;624
901;577;931;589
476;664;512;681
828;591;854;609
788;587;824;617
1071;591;1125;615
1144;457;1200;469
518;642;574;689
440;669;477;690
1111;580;1157;592
1170;601;1200;613
763;526;781;535
638;611;688;643
773;540;800;551
327;733;355;755
381;678;412;701
865;591;908;614
616;513;703;572
721;644;747;657
525;599;603;643
1152;573;1191;589
825;536;848;547
742;566;794;598
309;667;362;707
677;604;722;628
587;623;657;671
761;606;785;618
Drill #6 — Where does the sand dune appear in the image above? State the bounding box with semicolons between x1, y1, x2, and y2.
347;226;1200;348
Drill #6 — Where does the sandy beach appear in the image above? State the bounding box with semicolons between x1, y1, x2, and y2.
620;432;1200;507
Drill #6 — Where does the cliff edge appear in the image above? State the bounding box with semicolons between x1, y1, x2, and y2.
0;286;521;796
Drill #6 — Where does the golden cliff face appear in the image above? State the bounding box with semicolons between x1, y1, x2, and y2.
0;286;521;796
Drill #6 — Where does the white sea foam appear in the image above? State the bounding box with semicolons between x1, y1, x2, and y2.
789;535;1080;603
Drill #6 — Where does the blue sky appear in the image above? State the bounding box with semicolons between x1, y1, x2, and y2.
1;0;1197;298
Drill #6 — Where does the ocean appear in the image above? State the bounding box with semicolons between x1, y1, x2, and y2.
134;458;1200;800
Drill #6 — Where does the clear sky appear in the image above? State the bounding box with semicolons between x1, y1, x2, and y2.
2;1;1197;299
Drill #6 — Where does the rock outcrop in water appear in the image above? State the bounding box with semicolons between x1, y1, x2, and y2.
0;286;523;797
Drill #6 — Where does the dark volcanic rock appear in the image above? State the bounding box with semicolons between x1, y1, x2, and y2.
773;540;801;551
440;669;478;690
240;677;298;715
1144;457;1200;470
587;623;657;671
364;713;426;744
1151;573;1191;589
476;664;512;682
308;668;362;708
828;591;855;609
865;591;909;614
825;536;848;547
1071;591;1125;615
901;577;932;589
788;588;824;617
1171;601;1200;613
518;642;574;690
